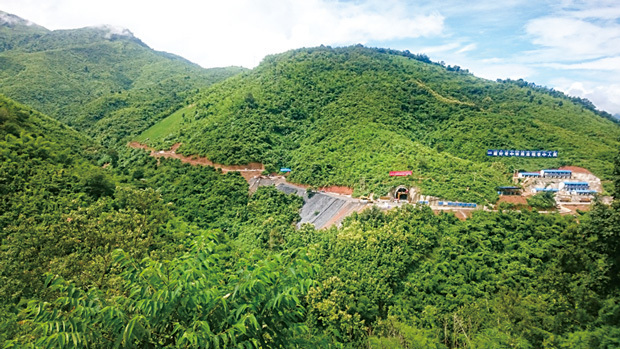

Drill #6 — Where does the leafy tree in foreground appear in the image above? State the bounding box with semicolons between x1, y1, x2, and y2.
7;234;318;348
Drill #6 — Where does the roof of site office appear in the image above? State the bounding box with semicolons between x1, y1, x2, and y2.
542;169;572;173
563;182;589;185
574;189;597;193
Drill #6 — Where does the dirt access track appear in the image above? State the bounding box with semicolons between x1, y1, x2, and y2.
128;142;265;181
128;142;361;229
128;142;354;196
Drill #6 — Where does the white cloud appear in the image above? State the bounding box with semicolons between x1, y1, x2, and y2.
525;17;620;58
553;80;620;115
417;42;461;54
481;57;504;64
556;0;620;20
0;0;445;68
92;25;134;39
0;11;23;25
568;6;620;20
543;56;620;71
457;43;476;54
521;3;620;114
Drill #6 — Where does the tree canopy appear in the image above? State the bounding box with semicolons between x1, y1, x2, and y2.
138;45;620;202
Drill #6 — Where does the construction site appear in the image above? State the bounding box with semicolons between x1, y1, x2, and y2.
492;165;613;214
130;142;611;229
514;166;603;203
255;177;479;228
250;166;610;227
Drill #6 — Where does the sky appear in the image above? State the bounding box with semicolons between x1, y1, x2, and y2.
2;0;620;115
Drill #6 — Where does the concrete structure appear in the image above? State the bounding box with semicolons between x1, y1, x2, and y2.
276;183;366;229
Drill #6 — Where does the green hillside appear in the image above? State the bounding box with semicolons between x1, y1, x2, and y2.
139;45;620;202
2;16;620;345
0;94;92;152
1;93;117;304
5;106;620;347
0;11;48;51
0;11;245;145
0;92;321;347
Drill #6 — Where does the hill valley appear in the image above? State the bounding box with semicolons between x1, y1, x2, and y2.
2;11;620;349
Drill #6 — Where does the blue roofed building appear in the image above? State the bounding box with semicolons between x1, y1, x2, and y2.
572;189;597;195
560;181;589;191
540;169;572;178
517;172;540;178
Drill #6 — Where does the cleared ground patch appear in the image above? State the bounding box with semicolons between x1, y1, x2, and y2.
136;104;197;144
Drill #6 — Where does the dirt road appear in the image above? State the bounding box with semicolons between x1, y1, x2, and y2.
128;142;264;181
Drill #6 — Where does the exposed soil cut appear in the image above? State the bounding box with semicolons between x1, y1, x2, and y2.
561;204;592;215
128;142;356;196
318;185;354;195
497;195;529;206
558;166;592;174
128;142;264;181
280;180;354;196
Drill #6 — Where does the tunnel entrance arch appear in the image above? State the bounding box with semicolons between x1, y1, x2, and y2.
394;186;409;201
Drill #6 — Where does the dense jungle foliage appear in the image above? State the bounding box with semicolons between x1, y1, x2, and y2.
2;90;620;348
139;45;620;202
0;94;317;347
2;12;620;348
0;11;245;146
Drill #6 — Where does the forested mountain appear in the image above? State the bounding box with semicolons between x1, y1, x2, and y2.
139;45;620;202
2;11;620;348
0;94;90;150
0;11;48;50
3;90;619;347
0;11;245;145
0;92;316;347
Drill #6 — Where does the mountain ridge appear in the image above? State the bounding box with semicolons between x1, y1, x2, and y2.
137;45;620;202
0;10;246;146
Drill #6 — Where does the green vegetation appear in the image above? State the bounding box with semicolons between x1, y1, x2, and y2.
140;45;620;203
3;69;620;348
5;119;620;347
136;104;198;144
2;14;620;347
10;242;318;348
0;13;245;146
115;148;250;231
527;191;557;210
0;93;316;346
0;95;185;305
